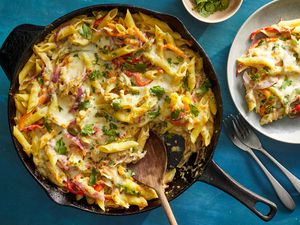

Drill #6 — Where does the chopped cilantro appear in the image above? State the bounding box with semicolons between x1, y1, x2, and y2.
130;90;140;95
272;43;279;50
99;46;109;54
81;124;94;136
58;105;63;112
167;58;173;65
102;71;109;78
94;53;99;64
78;100;91;110
189;104;199;117
67;126;79;136
125;169;133;178
89;167;98;185
73;53;79;58
108;160;115;166
111;99;122;110
171;109;182;120
196;80;211;97
104;113;116;122
54;138;67;155
165;132;175;140
176;56;184;63
124;62;147;73
150;86;165;98
268;95;275;101
251;73;260;81
294;53;300;62
182;75;189;91
79;24;92;39
104;63;112;70
115;183;138;195
132;147;139;153
37;76;44;85
283;95;290;105
102;123;119;143
281;77;292;90
262;67;270;74
266;105;275;114
148;106;160;119
89;70;101;81
95;112;101;118
44;117;52;132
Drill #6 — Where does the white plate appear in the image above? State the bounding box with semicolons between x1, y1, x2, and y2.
227;0;300;144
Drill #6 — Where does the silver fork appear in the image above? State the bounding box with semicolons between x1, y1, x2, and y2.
232;114;300;194
223;116;296;211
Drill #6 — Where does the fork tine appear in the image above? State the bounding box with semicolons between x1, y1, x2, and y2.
231;117;244;141
237;114;251;135
234;115;248;138
230;115;245;139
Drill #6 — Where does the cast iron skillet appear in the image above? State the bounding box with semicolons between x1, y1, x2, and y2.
0;4;277;221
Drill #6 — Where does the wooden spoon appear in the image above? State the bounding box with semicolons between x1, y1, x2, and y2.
129;131;178;225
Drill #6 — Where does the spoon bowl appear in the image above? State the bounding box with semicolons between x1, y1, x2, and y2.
129;131;178;225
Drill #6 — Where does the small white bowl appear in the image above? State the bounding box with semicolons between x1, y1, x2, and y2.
182;0;243;23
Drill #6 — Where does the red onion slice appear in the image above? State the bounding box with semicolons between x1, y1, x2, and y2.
254;76;278;89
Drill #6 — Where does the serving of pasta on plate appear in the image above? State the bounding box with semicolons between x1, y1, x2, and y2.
237;19;300;125
12;8;216;211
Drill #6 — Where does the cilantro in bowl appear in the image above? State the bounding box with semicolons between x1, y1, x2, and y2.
193;0;230;17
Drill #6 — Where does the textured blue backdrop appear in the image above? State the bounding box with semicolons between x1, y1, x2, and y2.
0;0;300;224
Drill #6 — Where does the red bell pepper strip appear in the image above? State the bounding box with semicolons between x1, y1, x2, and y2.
93;17;103;28
23;124;43;132
170;119;188;127
124;71;152;86
66;180;84;195
94;184;104;192
18;112;32;131
292;104;300;114
250;26;280;40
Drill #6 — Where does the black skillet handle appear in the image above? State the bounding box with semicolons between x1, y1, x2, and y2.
198;160;277;221
0;24;44;81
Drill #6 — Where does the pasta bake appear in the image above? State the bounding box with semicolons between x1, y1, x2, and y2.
237;19;300;125
12;9;216;210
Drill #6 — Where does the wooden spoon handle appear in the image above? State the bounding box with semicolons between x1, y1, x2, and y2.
157;187;178;225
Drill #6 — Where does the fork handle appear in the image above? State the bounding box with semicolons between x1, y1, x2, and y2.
256;146;300;194
248;150;296;211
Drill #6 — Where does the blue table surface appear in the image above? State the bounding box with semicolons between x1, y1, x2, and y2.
1;0;300;224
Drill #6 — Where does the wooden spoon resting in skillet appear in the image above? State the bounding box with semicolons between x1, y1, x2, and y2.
129;132;178;225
